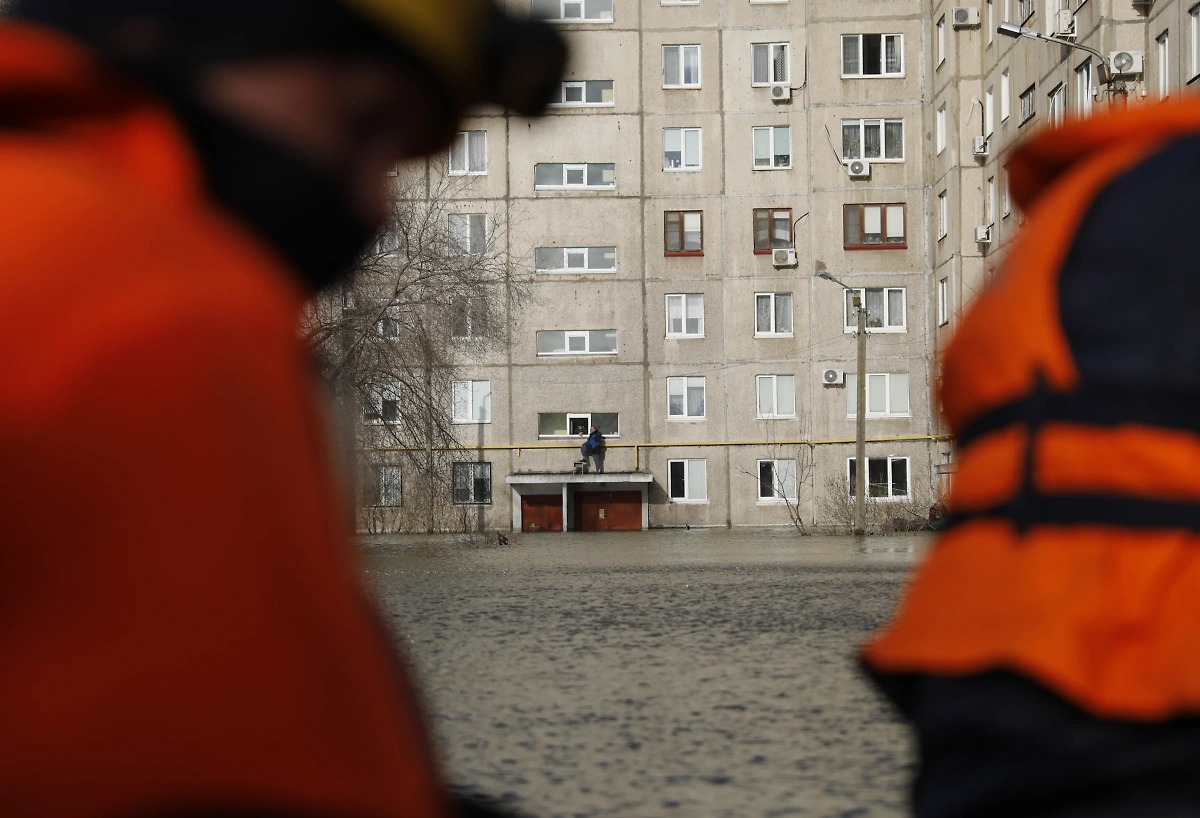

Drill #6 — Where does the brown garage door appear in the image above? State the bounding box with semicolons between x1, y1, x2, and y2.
522;494;563;532
574;491;642;532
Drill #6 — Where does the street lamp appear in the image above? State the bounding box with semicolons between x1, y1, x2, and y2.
818;271;867;536
997;22;1114;87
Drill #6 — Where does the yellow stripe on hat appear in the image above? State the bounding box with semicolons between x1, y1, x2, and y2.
340;0;492;90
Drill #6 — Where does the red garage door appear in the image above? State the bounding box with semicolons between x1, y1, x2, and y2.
522;494;563;532
573;491;642;532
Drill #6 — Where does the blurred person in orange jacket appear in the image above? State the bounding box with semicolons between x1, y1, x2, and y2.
863;101;1200;817
0;1;562;817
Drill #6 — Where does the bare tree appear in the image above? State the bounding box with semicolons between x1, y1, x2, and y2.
818;472;930;534
735;417;816;534
304;168;528;533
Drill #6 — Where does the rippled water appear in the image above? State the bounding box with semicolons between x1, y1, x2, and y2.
364;529;930;818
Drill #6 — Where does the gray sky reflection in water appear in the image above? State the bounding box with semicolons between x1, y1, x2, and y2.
364;529;932;818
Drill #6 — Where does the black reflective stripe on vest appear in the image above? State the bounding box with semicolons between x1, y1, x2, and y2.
946;493;1200;533
957;382;1200;452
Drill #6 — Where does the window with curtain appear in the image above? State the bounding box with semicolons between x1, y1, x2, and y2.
448;131;487;175
843;288;906;331
841;34;904;77
663;45;701;87
451;381;492;424
452;462;492;505
666;294;705;337
663;128;702;170
448;213;487;255
843;203;906;248
845;372;911;417
752;126;792;169
751;42;790;84
665;211;703;254
754;292;793;336
756;375;797;418
842;119;904;160
667;377;706;419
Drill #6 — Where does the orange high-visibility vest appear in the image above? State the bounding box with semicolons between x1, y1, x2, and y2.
864;99;1200;721
0;23;448;818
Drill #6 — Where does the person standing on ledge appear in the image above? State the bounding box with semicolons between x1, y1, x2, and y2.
0;2;564;817
581;426;606;474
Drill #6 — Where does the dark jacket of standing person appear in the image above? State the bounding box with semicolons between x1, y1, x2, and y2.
0;2;563;817
585;430;606;452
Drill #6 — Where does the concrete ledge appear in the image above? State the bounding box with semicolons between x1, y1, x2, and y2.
506;472;654;485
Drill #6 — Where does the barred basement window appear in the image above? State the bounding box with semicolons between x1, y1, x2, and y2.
452;462;492;505
369;465;402;508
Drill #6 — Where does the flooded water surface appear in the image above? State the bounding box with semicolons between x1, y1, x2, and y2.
364;529;930;818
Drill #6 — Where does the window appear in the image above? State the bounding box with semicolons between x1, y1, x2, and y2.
758;459;798;501
938;278;949;325
667;376;706;419
985;88;995;135
535;163;616;189
666;293;705;337
1048;83;1065;126
663;45;701;88
1159;31;1171;98
452;380;491;424
1004;0;1011;21
753;126;792;169
1001;70;1011;120
549;80;614;106
840;34;904;77
451;296;488;339
452;462;492;505
756;374;797;419
987;0;994;41
668;459;708;503
1192;6;1200;79
538;412;619;437
843;203;906;248
448;213;486;255
665;211;703;254
662;0;700;5
448;131;486;175
1076;61;1092;117
663;128;702;170
846;372;911;418
366;465;403;508
987;176;996;225
936;105;947;154
753;208;793;252
754;292;793;336
375;305;401;339
535;246;617;272
362;384;401;425
938;191;948;239
752;42;790;85
843;288;906;332
536;330;618;355
1019;84;1036;124
841;119;905;161
937;17;946;65
1018;0;1033;20
372;224;399;256
1003;171;1011;216
848;456;910;500
531;0;613;22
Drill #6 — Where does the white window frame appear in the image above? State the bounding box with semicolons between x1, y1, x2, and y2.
665;293;705;338
548;80;615;107
448;213;487;255
1191;6;1200;80
668;459;708;503
1001;70;1011;121
662;44;702;88
757;459;799;503
847;456;911;502
841;118;905;162
448;130;487;176
531;0;614;23
846;372;912;419
840;34;905;78
752;126;792;169
534;162;616;190
754;292;794;337
1004;0;1011;21
362;383;402;426
987;0;994;42
985;88;995;135
842;288;907;333
938;277;949;325
987;176;996;225
1076;61;1093;117
535;329;619;356
937;17;946;65
537;412;621;439
1018;0;1033;21
1158;31;1171;98
667;376;706;420
1048;83;1065;126
451;380;492;424
938;191;948;239
1019;84;1036;124
751;42;791;86
535;246;618;273
451;296;488;339
936;105;947;154
662;0;700;5
1003;171;1012;216
756;374;797;419
663;127;703;171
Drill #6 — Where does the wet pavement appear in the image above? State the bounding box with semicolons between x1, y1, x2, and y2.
363;528;930;818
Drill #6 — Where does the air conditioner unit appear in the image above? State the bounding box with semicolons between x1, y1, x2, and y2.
1109;50;1144;76
846;159;871;178
822;369;845;386
1051;8;1075;37
972;136;989;157
975;224;993;243
772;247;798;268
951;6;980;27
770;83;792;103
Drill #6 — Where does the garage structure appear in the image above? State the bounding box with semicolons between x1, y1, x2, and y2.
507;472;653;532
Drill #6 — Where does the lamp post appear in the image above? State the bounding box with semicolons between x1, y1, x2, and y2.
818;272;867;536
996;22;1117;92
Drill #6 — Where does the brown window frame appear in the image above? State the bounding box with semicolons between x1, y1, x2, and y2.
752;207;793;255
843;203;908;250
664;210;704;256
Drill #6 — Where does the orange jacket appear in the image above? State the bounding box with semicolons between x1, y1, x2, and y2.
0;23;447;818
864;99;1200;721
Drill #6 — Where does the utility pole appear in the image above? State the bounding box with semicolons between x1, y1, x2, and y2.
854;295;867;536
